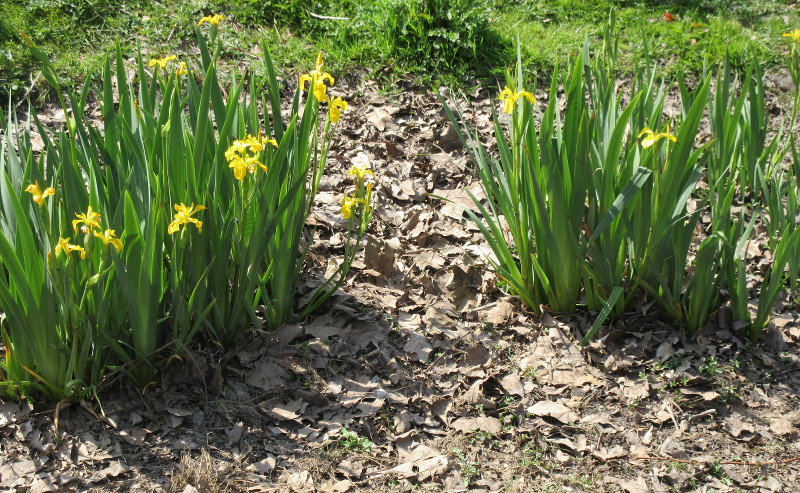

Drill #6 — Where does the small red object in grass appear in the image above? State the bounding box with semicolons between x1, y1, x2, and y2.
664;12;676;22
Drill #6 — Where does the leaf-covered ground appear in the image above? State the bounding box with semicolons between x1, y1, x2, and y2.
2;72;800;493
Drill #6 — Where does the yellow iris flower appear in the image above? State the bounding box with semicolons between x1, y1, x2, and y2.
224;140;251;162
198;14;225;26
347;163;373;182
328;96;348;123
55;237;87;260
228;157;249;181
93;229;123;252
638;126;677;149
25;181;55;206
72;206;102;233
299;52;335;102
498;86;536;114
148;55;177;70
168;203;207;235
783;29;800;42
176;61;188;77
340;195;369;220
228;155;267;180
225;134;276;180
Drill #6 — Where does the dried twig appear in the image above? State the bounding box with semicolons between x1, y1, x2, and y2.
634;455;800;466
307;11;350;21
15;71;43;109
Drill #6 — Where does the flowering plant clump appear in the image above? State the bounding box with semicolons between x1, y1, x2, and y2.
1;14;374;400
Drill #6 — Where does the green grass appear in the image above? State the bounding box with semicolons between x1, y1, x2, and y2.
3;0;800;105
500;0;799;78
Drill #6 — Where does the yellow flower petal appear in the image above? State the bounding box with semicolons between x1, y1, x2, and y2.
313;79;328;102
782;29;800;42
328;96;348;123
25;181;55;206
638;127;676;148
198;14;225;26
340;196;356;219
93;229;123;252
55;237;87;259
168;203;207;234
340;195;369;219
347;162;372;181
72;206;102;233
498;86;536;114
148;55;177;70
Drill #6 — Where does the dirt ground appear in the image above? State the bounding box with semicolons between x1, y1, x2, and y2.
2;69;800;493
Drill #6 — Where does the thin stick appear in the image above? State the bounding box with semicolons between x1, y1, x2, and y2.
307;11;350;20
14;71;43;109
634;456;800;466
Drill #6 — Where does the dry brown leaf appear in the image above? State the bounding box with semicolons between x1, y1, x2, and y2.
403;332;433;362
485;299;516;326
450;416;502;434
375;444;448;479
498;373;524;397
0;460;40;487
285;470;315;492
769;417;798;438
526;401;579;424
320;479;352;492
266;399;306;421
225;423;245;444
593;446;627;461
610;475;649;493
89;461;129;483
247;456;277;474
245;358;291;391
337;459;364;478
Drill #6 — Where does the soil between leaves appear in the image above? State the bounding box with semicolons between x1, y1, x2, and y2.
2;75;800;493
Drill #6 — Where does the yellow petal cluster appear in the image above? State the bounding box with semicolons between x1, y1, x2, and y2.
638;126;677;149
148;55;177;70
55;237;87;260
783;29;800;42
93;229;123;252
299;52;335;102
347;163;373;182
168;203;207;235
340;195;370;220
176;62;188;77
498;86;536;114
328;96;348;123
225;134;277;181
198;14;225;26
72;206;102;233
25;181;55;206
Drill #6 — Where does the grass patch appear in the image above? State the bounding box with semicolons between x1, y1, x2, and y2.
499;0;799;79
4;1;800;105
